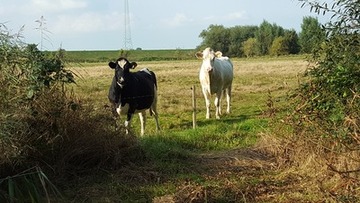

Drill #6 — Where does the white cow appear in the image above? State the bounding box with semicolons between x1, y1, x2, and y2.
195;47;234;119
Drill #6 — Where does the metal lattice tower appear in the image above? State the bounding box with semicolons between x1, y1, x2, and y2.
124;0;133;50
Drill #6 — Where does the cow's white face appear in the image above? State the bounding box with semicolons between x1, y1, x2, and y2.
116;59;127;87
196;47;215;72
109;58;137;88
118;58;127;69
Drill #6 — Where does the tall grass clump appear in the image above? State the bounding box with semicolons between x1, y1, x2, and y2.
0;24;140;202
259;1;359;201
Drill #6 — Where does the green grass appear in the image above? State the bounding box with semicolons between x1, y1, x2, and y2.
141;116;266;157
63;49;196;63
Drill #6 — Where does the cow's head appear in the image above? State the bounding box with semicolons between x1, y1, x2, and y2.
195;48;223;72
109;57;137;88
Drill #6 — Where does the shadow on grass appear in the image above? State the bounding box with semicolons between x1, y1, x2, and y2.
177;114;253;130
195;114;250;127
93;139;276;203
64;112;273;202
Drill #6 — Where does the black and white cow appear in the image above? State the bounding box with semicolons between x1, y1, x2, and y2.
108;57;160;135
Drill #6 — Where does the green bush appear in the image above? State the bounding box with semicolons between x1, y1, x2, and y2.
295;1;360;143
276;1;360;200
0;24;140;202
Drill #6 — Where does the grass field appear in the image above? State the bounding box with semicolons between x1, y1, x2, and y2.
70;55;304;134
59;55;314;202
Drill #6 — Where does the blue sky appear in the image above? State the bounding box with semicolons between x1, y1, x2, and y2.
1;0;332;50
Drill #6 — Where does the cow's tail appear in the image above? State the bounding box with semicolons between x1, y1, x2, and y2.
148;70;160;131
150;71;157;89
150;71;157;117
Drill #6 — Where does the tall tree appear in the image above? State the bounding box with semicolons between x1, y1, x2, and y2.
299;16;326;53
242;38;258;57
269;30;301;56
269;36;287;56
255;20;273;55
228;25;258;57
198;24;230;54
284;29;301;54
272;23;285;37
255;21;285;55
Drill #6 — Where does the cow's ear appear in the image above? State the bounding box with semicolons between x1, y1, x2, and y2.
131;62;137;69
109;62;117;69
195;52;203;59
215;51;223;58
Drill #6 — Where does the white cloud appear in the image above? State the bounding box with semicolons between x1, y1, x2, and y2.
51;12;122;35
162;13;194;27
202;11;247;23
31;0;87;11
224;11;247;20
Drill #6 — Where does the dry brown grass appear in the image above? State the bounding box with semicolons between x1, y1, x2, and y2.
256;104;360;202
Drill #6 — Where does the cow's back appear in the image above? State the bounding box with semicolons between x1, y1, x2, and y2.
215;58;233;82
121;70;156;110
209;58;233;94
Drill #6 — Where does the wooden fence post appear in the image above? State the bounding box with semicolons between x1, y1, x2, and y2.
192;85;197;129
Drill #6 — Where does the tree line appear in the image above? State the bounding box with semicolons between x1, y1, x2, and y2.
197;16;326;57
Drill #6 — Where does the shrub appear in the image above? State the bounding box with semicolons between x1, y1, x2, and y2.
263;0;360;202
0;24;141;202
296;0;360;145
264;1;360;201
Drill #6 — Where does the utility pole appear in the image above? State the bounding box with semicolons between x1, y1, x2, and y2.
124;0;133;50
35;16;48;51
